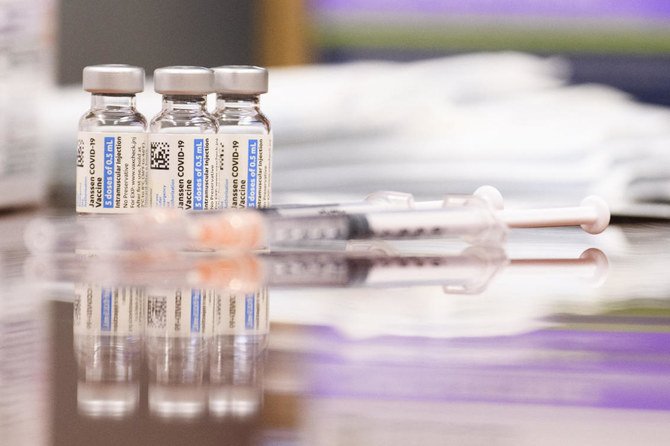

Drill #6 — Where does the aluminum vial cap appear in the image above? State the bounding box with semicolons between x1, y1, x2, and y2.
153;66;213;95
212;65;268;95
83;64;145;94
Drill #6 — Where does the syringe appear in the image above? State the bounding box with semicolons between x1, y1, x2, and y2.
24;187;609;254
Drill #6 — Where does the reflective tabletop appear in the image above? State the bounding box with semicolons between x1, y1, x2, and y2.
3;210;670;445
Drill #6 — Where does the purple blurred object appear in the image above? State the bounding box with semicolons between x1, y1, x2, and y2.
306;324;670;410
314;0;670;19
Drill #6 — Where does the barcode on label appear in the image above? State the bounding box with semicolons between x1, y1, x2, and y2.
76;139;84;167
147;295;167;328
150;141;170;170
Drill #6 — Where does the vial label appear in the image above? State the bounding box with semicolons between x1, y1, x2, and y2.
73;284;145;336
148;134;218;210
145;288;213;337
76;132;148;213
211;289;269;336
217;134;272;209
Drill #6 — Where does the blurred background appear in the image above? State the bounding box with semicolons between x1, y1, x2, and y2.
5;3;670;444
56;0;670;104
4;0;670;210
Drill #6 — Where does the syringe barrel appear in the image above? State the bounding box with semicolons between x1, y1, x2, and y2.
24;216;121;254
266;206;506;246
25;204;508;254
364;207;505;244
265;213;354;245
24;212;194;253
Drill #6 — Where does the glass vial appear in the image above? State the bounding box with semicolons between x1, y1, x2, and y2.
212;66;272;209
76;65;148;213
149;66;218;210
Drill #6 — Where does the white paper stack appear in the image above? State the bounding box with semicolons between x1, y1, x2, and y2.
0;0;54;210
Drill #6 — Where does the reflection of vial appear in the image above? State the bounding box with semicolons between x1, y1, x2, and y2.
212;66;272;209
73;284;144;418
145;287;212;419
209;289;268;418
76;65;148;213
149;67;218;210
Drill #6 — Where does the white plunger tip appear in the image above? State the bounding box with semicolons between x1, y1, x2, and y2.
473;185;504;210
580;196;610;235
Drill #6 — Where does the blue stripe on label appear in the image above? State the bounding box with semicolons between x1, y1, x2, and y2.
247;139;258;208
191;289;201;333
82;176;88;208
101;288;112;331
103;136;115;208
245;294;255;329
193;139;204;210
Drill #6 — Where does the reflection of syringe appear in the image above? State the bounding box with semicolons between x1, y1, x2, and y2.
27;248;608;294
25;187;610;253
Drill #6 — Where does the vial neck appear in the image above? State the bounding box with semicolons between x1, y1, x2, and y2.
215;95;260;111
162;95;208;112
91;94;136;111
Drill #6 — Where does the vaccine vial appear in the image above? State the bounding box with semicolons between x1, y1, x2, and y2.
149;66;218;210
212;66;272;209
77;65;148;213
